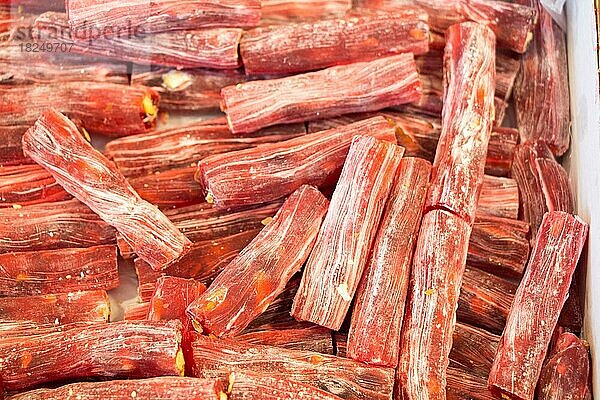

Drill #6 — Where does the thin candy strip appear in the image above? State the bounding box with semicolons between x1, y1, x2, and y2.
22;110;191;271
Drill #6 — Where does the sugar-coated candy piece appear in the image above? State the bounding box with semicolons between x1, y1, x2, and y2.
485;127;519;177
488;212;589;400
189;334;395;400
229;371;344;400
7;377;226;400
240;9;429;75
187;185;328;337
124;302;151;321
197;116;396;208
425;22;496;224
0;245;119;296
537;332;591;400
149;276;207;325
22;110;192;271
0;320;184;391
397;210;471;399
514;2;570;156
221;54;420;133
0;199;116;253
236;325;333;354
450;322;500;378
66;0;261;37
457;266;517;334
0;290;110;337
292;136;404;330
347;157;431;367
476;175;519;220
0;164;71;207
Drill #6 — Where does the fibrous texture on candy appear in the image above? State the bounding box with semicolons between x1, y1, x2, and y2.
148;276;207;325
22;110;191;271
0;164;71;207
291;136;404;330
221;53;420;133
488;212;588;400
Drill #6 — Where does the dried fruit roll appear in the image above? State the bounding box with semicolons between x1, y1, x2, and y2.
8;377;227;400
119;201;282;259
236;325;333;354
148;276;207;325
292;136;404;330
476;175;519;220
106;118;306;178
240;9;429;75
35;12;244;70
260;0;351;21
0;320;185;391
347;157;431;368
66;0;261;38
187;185;329;337
514;2;570;156
308;112;517;177
1;81;159;138
124;302;151;321
131;67;247;112
425;22;496;225
189;335;395;400
129;167;203;208
450;323;500;378
0;164;71;207
196;116;397;208
457;266;517;334
0;199;116;253
511;140;573;241
488;212;589;400
446;366;497;400
467;215;531;279
0;245;119;297
22;110;192;271
221;54;420;133
0;290;110;337
136;229;261;301
397;210;471;399
228;371;344;400
537;332;591;400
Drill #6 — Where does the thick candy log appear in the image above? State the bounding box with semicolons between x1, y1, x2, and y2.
0;245;119;296
236;325;333;354
425;22;496;225
457;266;517;334
221;54;420;133
8;377;226;400
261;0;351;21
0;320;184;391
22;110;192;271
467;215;530;279
106;118;306;178
292;136;404;330
450;322;499;378
397;210;471;400
537;332;591;400
485;127;519;177
240;9;429;75
0;164;71;207
514;1;570;156
229;371;344;400
66;0;261;37
34;12;244;70
196;116;396;208
148;276;207;325
0;199;116;253
0;81;159;138
0;290;110;337
488;212;589;400
131;67;247;112
347;157;431;367
187;185;328;337
476;175;519;220
129;167;203;208
189;335;395;400
136;229;261;301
